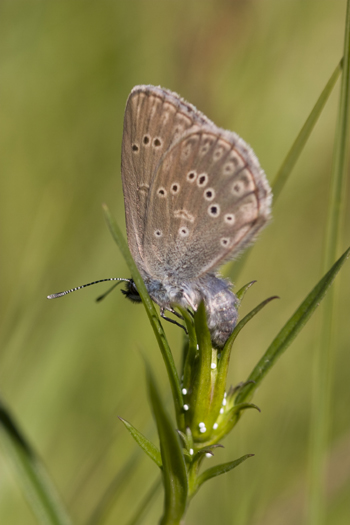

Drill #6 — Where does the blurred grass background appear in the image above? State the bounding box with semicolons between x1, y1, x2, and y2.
0;1;349;524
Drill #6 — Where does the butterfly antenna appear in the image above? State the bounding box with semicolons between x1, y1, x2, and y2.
47;278;130;300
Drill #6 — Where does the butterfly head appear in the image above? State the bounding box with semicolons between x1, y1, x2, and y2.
121;279;142;303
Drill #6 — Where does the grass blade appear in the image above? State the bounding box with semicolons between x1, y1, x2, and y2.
147;366;188;525
235;246;350;405
0;400;72;525
272;60;343;201
194;454;254;494
229;60;342;283
309;3;350;524
119;417;162;468
102;204;184;429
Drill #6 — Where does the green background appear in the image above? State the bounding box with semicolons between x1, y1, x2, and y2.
0;1;349;524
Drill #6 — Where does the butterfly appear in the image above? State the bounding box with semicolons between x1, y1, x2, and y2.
120;85;272;347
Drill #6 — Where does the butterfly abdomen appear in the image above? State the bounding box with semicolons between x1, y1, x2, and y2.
199;274;238;348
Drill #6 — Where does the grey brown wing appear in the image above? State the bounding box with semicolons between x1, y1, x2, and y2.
121;85;212;272
141;125;272;282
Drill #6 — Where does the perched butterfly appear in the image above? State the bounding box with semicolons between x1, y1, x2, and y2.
120;85;271;347
48;85;272;348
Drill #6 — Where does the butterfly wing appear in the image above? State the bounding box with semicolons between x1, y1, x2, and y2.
121;85;211;272
142;125;271;282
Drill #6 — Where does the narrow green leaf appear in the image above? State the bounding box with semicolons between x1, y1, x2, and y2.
206;403;260;446
119;417;162;468
221;296;278;362
146;366;188;525
235;246;350;405
102;205;184;429
192;444;224;463
0;400;72;525
235;280;256;302
211;296;278;426
230;402;261;415
194;454;254;493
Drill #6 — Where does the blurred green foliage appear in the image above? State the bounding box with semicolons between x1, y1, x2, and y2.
0;1;349;524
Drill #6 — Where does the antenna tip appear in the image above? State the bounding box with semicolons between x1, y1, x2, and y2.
47;292;66;299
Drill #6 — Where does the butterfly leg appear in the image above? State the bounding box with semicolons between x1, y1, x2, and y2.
160;308;188;334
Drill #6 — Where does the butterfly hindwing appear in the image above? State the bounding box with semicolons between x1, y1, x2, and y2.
142;126;271;281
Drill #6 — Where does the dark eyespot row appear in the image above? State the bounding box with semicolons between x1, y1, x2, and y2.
132;135;163;153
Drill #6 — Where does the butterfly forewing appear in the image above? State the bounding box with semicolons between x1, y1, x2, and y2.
121;85;212;271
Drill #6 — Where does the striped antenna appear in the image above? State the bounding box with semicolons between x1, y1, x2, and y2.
47;278;130;299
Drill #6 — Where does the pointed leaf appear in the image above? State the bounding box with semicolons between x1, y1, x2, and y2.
194;454;254;493
192;444;224;463
214;297;278;418
146;366;188;524
102;205;184;430
235;280;256;302
0;400;72;525
222;296;278;360
119;417;162;468
230;402;261;416
236;246;350;405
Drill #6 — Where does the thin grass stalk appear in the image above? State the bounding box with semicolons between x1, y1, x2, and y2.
229;60;342;283
308;2;350;524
